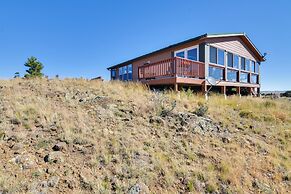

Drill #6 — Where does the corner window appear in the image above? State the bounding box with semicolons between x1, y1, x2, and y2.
251;61;255;72
240;72;248;83
210;46;217;64
111;69;116;80
118;64;132;81
227;70;238;82
209;66;224;80
227;52;233;67
251;74;258;84
255;62;259;73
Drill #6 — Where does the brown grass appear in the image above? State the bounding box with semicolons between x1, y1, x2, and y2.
0;78;290;193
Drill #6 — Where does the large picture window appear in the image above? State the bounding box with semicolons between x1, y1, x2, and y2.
240;72;248;83
209;66;224;80
227;70;238;82
175;46;199;61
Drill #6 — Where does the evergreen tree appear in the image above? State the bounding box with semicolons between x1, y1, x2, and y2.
24;57;44;78
14;72;20;78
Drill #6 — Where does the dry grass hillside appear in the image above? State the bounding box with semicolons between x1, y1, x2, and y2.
0;79;290;194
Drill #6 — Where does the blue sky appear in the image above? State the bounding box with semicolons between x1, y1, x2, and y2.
0;0;290;90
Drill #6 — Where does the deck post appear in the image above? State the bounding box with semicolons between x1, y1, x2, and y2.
237;87;241;98
221;86;227;99
174;84;179;92
202;82;208;100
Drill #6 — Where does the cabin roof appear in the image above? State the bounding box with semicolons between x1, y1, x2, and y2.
107;33;265;70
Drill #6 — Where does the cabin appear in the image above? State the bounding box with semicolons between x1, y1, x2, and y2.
107;33;265;96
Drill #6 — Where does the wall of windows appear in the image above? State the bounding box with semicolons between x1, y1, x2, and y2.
210;46;224;65
209;66;224;80
118;64;133;81
227;70;238;82
240;72;248;83
227;52;239;69
175;46;198;61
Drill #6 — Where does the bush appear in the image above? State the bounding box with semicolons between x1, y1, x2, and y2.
194;102;208;117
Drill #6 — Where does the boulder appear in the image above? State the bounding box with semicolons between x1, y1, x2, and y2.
44;151;64;163
128;183;150;194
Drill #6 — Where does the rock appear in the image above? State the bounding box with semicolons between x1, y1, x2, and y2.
52;142;67;151
11;143;24;151
14;154;37;170
47;176;60;187
44;151;64;163
149;116;165;126
128;183;150;194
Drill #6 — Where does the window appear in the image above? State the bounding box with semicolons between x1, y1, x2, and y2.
245;59;250;71
176;51;185;58
251;61;256;72
218;49;224;65
240;57;246;70
187;48;198;61
210;46;217;64
128;64;133;80
251;74;258;84
240;72;248;83
227;52;233;67
118;64;132;81
209;66;224;80
122;66;128;80
234;55;239;69
255;62;259;73
227;70;238;82
175;46;198;61
111;69;116;80
119;68;123;80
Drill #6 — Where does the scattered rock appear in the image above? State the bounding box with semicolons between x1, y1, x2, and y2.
52;142;67;151
48;176;60;187
13;154;37;170
11;142;24;151
44;151;64;163
128;183;150;194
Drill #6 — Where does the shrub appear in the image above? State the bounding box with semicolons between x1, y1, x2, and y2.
194;102;208;117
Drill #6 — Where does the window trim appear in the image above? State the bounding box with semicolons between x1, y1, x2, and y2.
174;45;199;61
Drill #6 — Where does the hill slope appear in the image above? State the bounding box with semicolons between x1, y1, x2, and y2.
0;79;290;193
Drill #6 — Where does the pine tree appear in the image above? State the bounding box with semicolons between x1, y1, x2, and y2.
14;72;20;78
24;57;44;78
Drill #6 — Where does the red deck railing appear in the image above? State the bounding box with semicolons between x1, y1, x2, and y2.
138;57;205;80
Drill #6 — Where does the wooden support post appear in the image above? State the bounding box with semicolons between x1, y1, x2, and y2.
237;87;241;98
174;84;179;92
221;86;227;99
202;82;208;100
249;87;253;97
